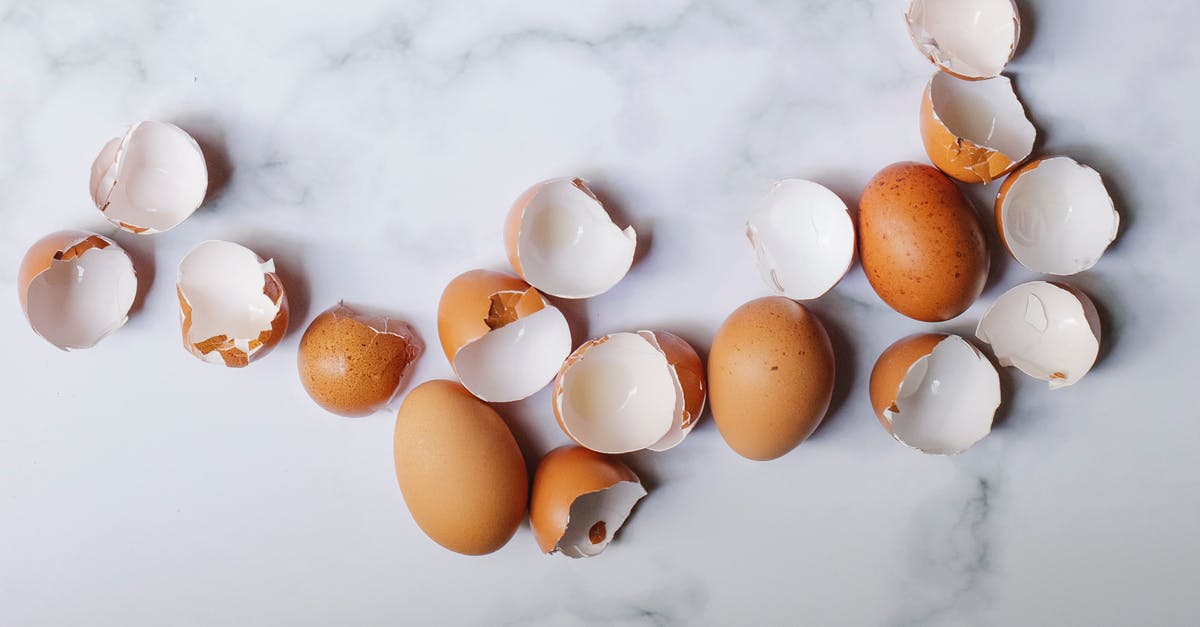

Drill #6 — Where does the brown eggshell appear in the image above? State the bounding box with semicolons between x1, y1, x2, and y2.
298;303;423;417
868;333;946;431
708;297;836;461
393;380;528;555
858;162;989;322
178;270;289;368
437;269;546;363
18;231;114;313
920;82;1019;184
649;330;706;429
530;446;641;553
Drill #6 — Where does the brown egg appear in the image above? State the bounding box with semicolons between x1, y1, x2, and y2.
858;162;989;322
708;297;836;461
393;380;528;555
297;303;423;417
529;446;646;558
868;333;946;430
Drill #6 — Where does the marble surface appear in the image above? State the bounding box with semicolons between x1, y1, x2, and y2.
1;0;1197;625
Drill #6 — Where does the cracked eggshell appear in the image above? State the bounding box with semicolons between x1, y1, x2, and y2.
859;162;989;322
976;281;1101;389
552;331;705;454
177;240;288;368
869;334;1000;455
90;121;207;234
920;72;1035;184
746;179;855;300
504;177;636;299
995;157;1119;275
298;303;424;417
906;0;1020;80
394;380;528;556
530;446;646;558
708;297;835;461
18;230;137;350
437;269;571;402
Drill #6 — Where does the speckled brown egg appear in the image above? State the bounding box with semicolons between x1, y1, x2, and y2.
298;303;423;417
708;297;836;461
858;162;989;322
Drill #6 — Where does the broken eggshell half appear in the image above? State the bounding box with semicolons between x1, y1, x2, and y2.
553;330;705;454
976;281;1101;389
504;178;636;299
90;121;208;234
530;446;646;558
746;179;855;300
921;72;1035;184
177;240;288;367
437;269;572;403
869;334;1000;455
906;0;1020;80
18;231;137;350
996;156;1119;275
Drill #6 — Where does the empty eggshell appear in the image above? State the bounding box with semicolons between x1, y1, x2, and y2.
905;0;1020;80
869;334;1000;455
530;446;647;558
90;121;208;234
504;178;636;299
921;72;1035;184
18;231;137;350
995;157;1119;275
976;281;1101;389
297;303;424;417
745;179;856;300
553;331;705;454
438;269;572;403
177;240;288;367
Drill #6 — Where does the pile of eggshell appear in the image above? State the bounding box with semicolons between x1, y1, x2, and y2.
18;0;1119;558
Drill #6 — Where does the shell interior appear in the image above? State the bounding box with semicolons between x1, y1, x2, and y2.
90;121;207;233
453;306;572;402
25;238;136;350
907;0;1018;79
931;73;1034;161
178;241;280;353
558;481;647;558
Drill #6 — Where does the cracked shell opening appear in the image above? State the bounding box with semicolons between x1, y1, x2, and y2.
508;178;636;299
996;157;1119;275
90;121;207;234
976;281;1101;389
20;233;136;350
559;481;647;558
453;306;572;402
886;335;1000;455
923;72;1035;183
906;0;1019;80
746;179;855;300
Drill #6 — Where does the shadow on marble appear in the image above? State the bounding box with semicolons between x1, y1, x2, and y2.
804;297;858;441
242;234;311;337
110;229;156;321
546;294;590;349
172;115;235;208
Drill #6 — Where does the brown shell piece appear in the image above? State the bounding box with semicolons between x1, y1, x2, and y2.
437;269;546;363
868;333;946;430
178;267;288;368
648;330;706;429
529;446;641;554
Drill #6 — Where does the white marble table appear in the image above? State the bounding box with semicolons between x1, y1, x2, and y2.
2;1;1196;625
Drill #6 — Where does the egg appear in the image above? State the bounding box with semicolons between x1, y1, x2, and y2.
529;446;646;558
297;303;423;417
858;162;989;322
708;297;836;461
393;380;528;555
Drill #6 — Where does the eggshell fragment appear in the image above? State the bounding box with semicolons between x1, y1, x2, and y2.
18;231;137;350
708;297;835;461
504;178;636;299
297;303;424;417
746;179;856;300
921;72;1035;184
858;162;989;322
177;240;288;367
869;334;1000;455
90;121;207;234
906;0;1020;80
976;281;1101;389
553;331;705;454
437;269;571;402
996;157;1119;275
394;380;528;556
530;446;646;558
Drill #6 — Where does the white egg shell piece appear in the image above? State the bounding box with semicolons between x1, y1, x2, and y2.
930;72;1035;166
90;121;207;234
512;178;636;299
998;157;1119;275
884;335;1000;455
21;233;137;350
906;0;1020;80
554;332;690;454
454;305;572;403
560;482;647;558
976;281;1101;390
746;179;855;300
